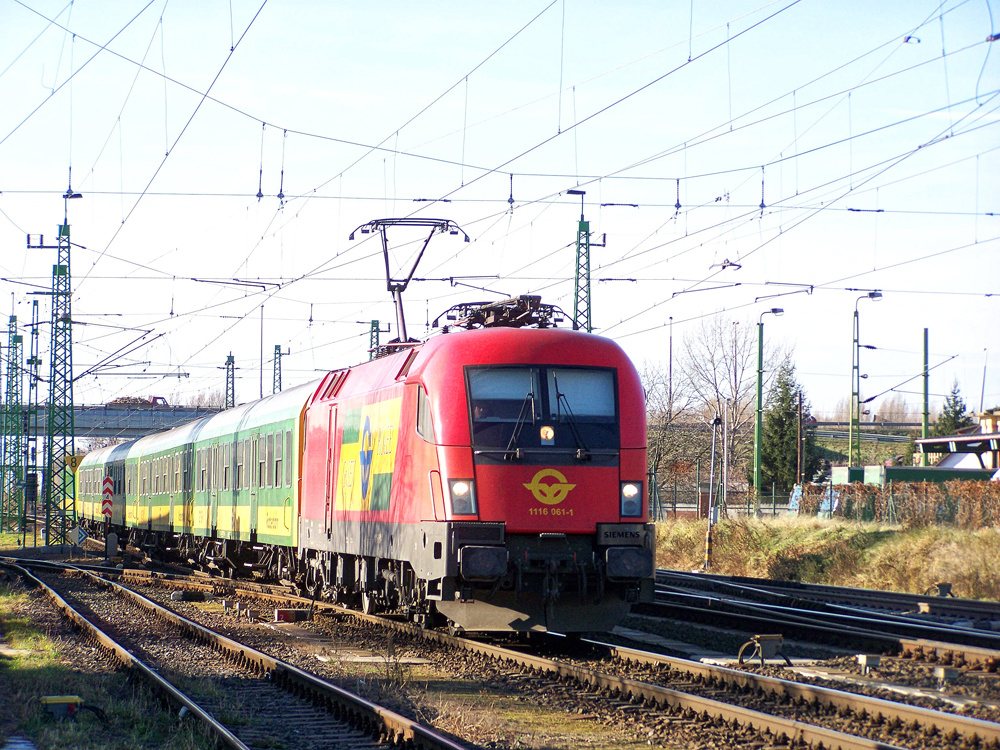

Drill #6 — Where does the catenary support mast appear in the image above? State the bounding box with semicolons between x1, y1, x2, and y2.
27;185;82;545
1;317;24;533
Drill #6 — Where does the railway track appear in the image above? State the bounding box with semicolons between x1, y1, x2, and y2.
1;559;470;750
651;570;1000;670
65;560;1000;749
662;570;1000;622
9;555;1000;748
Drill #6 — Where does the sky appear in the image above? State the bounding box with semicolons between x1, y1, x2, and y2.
0;0;997;420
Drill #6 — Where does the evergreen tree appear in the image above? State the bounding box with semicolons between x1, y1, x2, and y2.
933;382;975;436
759;363;820;493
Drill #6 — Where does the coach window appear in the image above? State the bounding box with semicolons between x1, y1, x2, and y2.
266;433;274;488
199;450;206;491
274;433;282;488
236;441;244;490
244;438;251;488
416;386;433;441
284;430;293;487
222;444;230;491
253;437;267;487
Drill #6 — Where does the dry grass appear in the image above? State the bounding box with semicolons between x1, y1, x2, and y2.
0;582;217;749
655;516;1000;601
0;532;27;551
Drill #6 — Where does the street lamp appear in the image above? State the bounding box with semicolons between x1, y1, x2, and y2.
850;292;882;467
753;307;783;514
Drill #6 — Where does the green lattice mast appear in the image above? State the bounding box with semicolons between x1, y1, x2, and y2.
225;354;235;408
28;185;81;545
24;301;43;545
1;316;24;533
272;345;282;394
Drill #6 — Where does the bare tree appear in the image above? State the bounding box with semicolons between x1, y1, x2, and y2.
827;397;852;422
874;393;917;423
184;389;225;407
641;360;710;517
78;436;127;453
680;315;789;495
642;360;697;467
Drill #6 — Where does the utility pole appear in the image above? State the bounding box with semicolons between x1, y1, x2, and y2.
754;308;783;512
850;291;882;468
566;190;605;333
922;328;929;466
797;392;803;485
2;317;24;533
225;354;235;408
704;412;722;570
27;184;82;546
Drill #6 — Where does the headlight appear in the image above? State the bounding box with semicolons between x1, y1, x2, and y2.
449;479;477;516
620;482;642;517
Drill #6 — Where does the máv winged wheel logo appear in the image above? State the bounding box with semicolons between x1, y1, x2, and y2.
523;469;576;505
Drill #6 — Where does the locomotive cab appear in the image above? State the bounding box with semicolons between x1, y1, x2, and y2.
415;328;655;633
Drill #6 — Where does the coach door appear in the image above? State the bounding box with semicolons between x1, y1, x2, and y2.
209;442;219;532
249;434;259;530
324;409;336;538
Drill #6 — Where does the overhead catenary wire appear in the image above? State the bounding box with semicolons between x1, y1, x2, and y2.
3;2;994;406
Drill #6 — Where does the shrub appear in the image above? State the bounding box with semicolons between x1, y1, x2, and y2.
799;480;1000;530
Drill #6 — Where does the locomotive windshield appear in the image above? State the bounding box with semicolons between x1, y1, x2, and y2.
466;366;618;464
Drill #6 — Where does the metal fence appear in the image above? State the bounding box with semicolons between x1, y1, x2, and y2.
649;478;792;521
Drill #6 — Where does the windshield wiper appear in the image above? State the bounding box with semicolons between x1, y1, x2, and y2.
553;374;590;460
504;390;535;460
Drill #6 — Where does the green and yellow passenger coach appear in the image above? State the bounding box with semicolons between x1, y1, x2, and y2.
75;382;316;570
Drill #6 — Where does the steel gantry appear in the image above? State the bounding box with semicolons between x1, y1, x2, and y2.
272;346;290;395
1;317;24;533
566;190;605;333
225;354;236;408
273;345;282;394
568;190;591;333
24;301;42;543
27;187;82;545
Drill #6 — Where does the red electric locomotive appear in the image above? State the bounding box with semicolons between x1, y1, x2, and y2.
297;295;655;633
76;218;654;635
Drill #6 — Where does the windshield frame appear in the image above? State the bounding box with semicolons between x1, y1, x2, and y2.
464;364;619;464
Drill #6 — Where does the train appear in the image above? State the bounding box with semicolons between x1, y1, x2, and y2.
76;297;655;633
